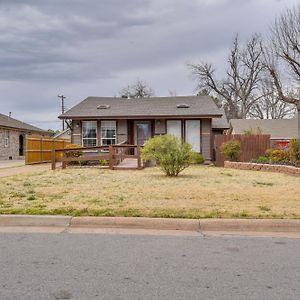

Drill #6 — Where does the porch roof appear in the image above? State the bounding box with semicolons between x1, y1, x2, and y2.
59;96;223;119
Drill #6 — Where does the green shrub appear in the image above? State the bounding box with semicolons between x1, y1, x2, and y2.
192;153;205;164
141;134;194;176
265;148;289;162
65;144;83;158
256;156;269;163
99;159;108;166
289;139;300;165
220;140;241;161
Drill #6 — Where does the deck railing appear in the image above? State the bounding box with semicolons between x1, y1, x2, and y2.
51;144;144;170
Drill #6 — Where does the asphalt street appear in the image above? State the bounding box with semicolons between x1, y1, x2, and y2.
0;231;299;300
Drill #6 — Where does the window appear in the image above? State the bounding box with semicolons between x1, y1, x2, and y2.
4;130;9;147
82;121;97;147
166;120;182;139
185;120;201;152
101;120;116;146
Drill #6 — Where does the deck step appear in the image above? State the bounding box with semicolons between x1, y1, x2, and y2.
114;158;143;170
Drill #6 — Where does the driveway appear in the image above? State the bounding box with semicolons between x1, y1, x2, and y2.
0;160;25;169
0;162;51;178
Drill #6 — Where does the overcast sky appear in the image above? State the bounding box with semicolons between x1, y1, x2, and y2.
0;0;298;130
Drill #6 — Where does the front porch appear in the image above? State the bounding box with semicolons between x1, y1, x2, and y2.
51;144;144;170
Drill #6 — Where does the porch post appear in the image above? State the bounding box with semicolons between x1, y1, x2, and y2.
137;145;142;169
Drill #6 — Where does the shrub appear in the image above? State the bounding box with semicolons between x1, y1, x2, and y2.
65;144;83;158
99;159;108;166
192;153;205;164
289;139;300;166
220;140;241;161
141;134;194;176
255;156;269;163
265;148;289;162
64;144;83;166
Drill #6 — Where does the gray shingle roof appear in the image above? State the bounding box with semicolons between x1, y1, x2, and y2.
229;117;298;140
212;107;229;129
59;96;223;119
0;113;45;132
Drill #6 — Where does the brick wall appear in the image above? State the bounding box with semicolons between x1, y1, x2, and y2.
224;161;300;177
0;128;24;160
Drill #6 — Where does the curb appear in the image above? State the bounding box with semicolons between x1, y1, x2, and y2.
0;215;72;227
0;215;300;233
199;219;300;233
71;217;200;231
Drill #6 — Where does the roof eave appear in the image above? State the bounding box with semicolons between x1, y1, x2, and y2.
59;114;223;120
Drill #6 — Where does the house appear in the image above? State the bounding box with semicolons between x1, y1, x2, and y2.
228;117;298;147
59;96;225;161
0;113;48;160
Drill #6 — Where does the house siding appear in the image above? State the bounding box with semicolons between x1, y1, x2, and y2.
0;128;25;160
117;120;128;144
201;119;212;160
154;119;166;135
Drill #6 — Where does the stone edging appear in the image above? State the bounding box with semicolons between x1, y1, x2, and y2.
224;161;300;176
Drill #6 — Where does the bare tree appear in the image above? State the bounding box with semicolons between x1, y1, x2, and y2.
249;78;296;119
189;34;266;119
119;79;154;98
263;5;300;137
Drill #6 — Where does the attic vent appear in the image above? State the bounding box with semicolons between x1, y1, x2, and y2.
97;104;110;109
177;103;190;108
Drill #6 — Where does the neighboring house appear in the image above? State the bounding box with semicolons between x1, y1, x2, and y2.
228;117;298;147
53;129;71;140
212;107;229;136
0;113;48;160
59;96;225;161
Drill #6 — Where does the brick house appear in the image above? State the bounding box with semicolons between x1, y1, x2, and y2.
0;113;48;160
59;95;226;161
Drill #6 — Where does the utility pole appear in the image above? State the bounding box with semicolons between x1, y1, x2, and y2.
58;95;66;131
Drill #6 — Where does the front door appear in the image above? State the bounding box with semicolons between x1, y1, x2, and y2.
135;121;152;145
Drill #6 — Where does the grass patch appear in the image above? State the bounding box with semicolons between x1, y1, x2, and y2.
0;166;299;219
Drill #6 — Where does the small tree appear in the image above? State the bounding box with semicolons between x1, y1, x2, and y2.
289;139;300;166
221;140;241;161
141;135;194;176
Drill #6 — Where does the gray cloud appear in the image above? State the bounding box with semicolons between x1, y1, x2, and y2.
0;0;298;129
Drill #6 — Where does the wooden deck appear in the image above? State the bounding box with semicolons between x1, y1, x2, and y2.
51;144;145;170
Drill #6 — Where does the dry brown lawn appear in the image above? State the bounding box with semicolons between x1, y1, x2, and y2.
0;165;299;218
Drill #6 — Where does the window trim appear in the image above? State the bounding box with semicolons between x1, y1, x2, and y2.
82;120;98;147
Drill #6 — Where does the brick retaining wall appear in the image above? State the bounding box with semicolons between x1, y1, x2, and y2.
224;161;300;177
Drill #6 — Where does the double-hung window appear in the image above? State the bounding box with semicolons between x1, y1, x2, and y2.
82;121;97;147
101;121;116;146
4;130;10;147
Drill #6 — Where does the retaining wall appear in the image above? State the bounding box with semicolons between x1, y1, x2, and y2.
224;161;300;177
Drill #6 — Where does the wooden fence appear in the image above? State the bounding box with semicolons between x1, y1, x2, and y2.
215;134;271;167
25;135;70;165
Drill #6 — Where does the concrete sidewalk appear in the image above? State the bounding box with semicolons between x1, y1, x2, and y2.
0;160;25;169
0;163;50;177
1;215;300;236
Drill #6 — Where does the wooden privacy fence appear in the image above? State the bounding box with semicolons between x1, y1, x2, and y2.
215;134;271;167
25;135;70;165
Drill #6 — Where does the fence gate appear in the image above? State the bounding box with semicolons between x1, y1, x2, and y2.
215;134;271;167
25;135;70;165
